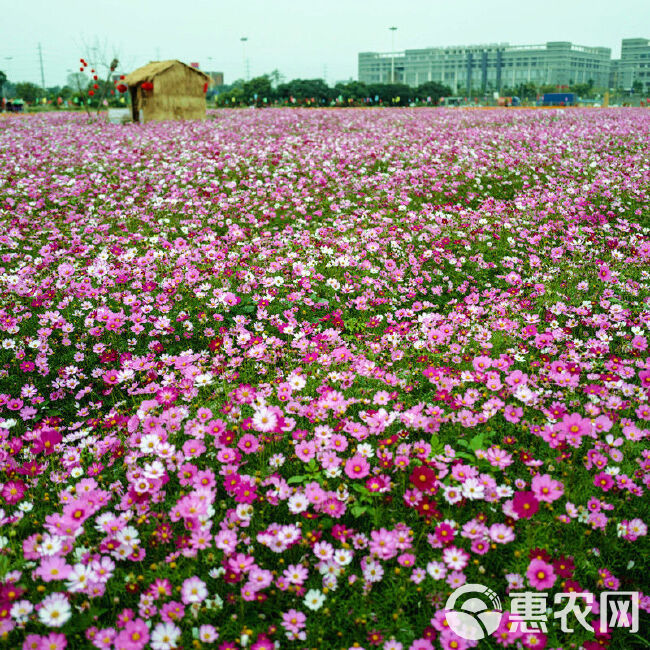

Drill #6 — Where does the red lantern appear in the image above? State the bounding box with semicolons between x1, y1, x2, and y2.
141;81;153;91
120;75;125;80
88;90;95;96
93;75;98;81
79;67;84;72
203;82;208;93
117;84;127;93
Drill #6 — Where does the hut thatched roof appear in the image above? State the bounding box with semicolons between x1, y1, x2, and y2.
123;60;209;86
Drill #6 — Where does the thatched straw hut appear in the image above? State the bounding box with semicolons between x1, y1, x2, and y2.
123;60;210;123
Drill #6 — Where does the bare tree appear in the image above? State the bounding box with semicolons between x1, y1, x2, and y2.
76;37;125;116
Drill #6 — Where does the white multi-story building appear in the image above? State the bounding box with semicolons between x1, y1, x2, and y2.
359;40;613;93
611;38;650;91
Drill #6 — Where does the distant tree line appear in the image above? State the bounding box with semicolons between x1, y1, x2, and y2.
215;76;453;107
3;69;647;110
214;75;647;108
1;72;127;108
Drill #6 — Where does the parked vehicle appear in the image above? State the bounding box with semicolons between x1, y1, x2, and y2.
497;96;521;107
542;92;576;106
5;99;25;113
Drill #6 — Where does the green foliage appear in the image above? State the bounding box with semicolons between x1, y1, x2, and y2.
334;80;369;102
365;82;413;105
276;78;335;103
15;81;43;104
414;80;452;103
215;77;451;107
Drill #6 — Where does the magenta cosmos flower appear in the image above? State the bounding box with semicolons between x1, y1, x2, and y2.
512;491;540;519
593;472;615;492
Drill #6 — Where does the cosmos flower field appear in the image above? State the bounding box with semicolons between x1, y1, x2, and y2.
0;107;649;650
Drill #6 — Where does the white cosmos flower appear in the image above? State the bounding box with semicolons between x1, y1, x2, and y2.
37;534;64;556
324;466;342;479
287;494;309;514
38;593;71;627
303;588;326;611
66;563;97;593
194;373;213;387
252;407;277;432
10;599;33;623
151;621;182;649
333;549;353;566
461;478;485;501
288;374;306;390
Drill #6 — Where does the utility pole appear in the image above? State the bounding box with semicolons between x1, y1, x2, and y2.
38;43;45;94
240;37;249;81
389;27;397;83
2;57;12;96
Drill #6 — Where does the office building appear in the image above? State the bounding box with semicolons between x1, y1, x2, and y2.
611;38;650;91
206;71;224;86
359;41;613;93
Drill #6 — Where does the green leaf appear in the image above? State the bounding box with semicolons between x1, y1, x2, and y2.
287;475;308;485
429;434;444;455
469;434;484;451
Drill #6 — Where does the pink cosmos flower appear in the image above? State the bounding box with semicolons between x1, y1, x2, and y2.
198;625;219;642
471;538;490;555
34;557;73;583
237;433;260;454
472;355;492;372
6;399;23;411
446;570;467;589
295;440;316;462
559;412;590;438
597;265;612;282
114;619;149;650
281;608;306;632
489;523;515;544
526;559;556;590
159;601;184;624
344;454;370;479
531;474;564;503
1;480;26;504
369;528;398;560
320;498;346;518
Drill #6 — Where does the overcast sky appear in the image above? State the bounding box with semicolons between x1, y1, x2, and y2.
3;0;649;87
